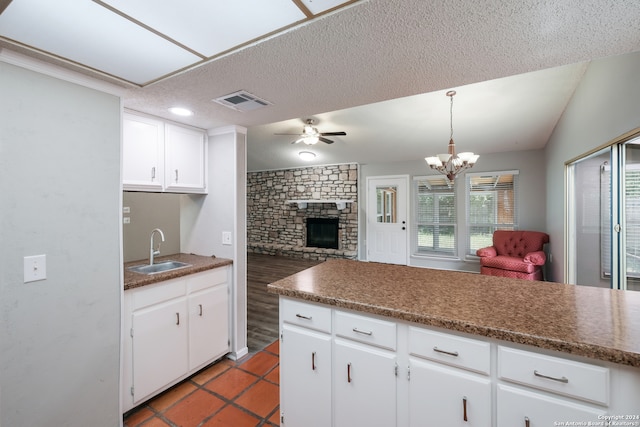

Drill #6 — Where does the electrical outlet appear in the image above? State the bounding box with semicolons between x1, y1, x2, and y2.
24;254;47;283
222;231;232;245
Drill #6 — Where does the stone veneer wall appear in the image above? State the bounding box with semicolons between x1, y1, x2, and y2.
247;163;358;260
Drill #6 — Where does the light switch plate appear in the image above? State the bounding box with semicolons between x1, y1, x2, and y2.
24;254;46;283
222;231;232;245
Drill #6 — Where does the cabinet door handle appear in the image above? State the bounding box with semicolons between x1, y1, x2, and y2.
347;363;352;383
352;327;373;336
151;166;156;180
175;169;179;182
525;416;530;427
433;346;459;357
198;304;203;316
176;312;180;325
463;396;468;421
295;313;312;320
534;370;569;383
312;351;316;370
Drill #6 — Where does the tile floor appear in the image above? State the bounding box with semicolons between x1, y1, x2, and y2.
124;341;280;427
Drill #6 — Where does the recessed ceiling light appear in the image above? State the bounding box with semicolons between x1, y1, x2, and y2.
299;151;316;161
168;107;194;116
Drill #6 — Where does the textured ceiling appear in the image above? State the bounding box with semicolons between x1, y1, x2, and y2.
2;0;640;171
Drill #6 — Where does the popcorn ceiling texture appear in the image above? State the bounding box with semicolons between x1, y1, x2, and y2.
247;163;358;260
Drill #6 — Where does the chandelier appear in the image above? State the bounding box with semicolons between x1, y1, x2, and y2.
425;90;479;182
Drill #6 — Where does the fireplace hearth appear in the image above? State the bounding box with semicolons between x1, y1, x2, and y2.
306;218;339;249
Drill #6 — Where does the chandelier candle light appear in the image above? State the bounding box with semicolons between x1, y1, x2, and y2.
425;90;479;181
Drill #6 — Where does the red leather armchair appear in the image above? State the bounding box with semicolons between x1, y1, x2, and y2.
476;230;550;281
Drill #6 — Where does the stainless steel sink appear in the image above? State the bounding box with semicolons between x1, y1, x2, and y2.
127;260;191;275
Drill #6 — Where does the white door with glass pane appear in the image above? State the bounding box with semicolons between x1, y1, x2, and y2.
367;176;408;265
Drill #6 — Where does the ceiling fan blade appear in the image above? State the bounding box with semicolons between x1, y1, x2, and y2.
320;132;346;136
319;137;334;144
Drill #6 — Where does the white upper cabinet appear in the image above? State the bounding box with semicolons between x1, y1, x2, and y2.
164;123;206;193
123;112;207;194
122;114;164;191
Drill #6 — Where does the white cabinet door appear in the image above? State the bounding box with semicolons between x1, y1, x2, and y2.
280;324;332;427
188;284;228;370
409;358;491;427
123;114;164;191
164;123;205;193
131;297;188;403
497;384;606;427
334;339;397;427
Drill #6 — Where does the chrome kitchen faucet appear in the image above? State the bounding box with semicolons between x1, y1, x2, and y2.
149;228;165;265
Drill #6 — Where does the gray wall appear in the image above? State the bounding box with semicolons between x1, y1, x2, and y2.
0;62;121;426
545;51;640;283
360;149;546;271
122;192;182;262
181;127;248;358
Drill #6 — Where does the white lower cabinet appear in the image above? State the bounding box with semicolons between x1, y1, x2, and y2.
409;359;491;427
497;384;605;426
188;284;229;370
280;324;332;427
131;297;188;402
334;339;397;427
278;297;640;426
123;267;230;412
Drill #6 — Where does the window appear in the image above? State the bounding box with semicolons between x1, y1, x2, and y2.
414;176;456;256
466;171;519;256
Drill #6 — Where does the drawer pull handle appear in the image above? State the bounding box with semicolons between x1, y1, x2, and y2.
352;327;373;336
463;396;468;421
347;362;352;383
525;416;530;427
534;370;569;383
295;313;312;320
151;166;156;180
176;312;180;325
433;346;459;357
199;304;203;316
175;169;179;182
312;351;316;370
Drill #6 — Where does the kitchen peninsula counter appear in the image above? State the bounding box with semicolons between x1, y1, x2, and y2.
267;259;640;367
124;253;232;290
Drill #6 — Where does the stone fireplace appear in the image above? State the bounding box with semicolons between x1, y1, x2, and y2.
247;163;358;260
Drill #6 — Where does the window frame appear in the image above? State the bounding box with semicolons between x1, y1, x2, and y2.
465;170;520;257
412;176;457;257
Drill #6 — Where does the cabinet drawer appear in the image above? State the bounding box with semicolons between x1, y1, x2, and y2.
498;346;609;405
497;384;605;426
409;327;490;375
335;311;396;350
281;298;331;333
187;267;228;293
130;278;186;310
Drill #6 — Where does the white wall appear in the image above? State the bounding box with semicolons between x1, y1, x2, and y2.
545;51;640;283
0;62;122;426
360;149;546;271
181;126;248;359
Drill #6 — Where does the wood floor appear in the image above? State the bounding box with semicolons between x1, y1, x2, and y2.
246;253;323;353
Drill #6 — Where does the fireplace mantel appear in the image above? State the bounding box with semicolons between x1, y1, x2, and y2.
286;199;354;210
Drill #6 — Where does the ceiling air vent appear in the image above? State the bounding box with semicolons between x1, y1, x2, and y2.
213;90;272;112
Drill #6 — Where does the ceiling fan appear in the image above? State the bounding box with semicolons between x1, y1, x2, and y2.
275;119;346;145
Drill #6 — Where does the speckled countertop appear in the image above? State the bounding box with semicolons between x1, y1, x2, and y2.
124;253;232;291
267;259;640;367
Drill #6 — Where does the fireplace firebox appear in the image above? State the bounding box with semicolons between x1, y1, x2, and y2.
306;218;339;249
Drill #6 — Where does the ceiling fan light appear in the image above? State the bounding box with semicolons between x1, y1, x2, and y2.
299;151;316;161
303;135;319;145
